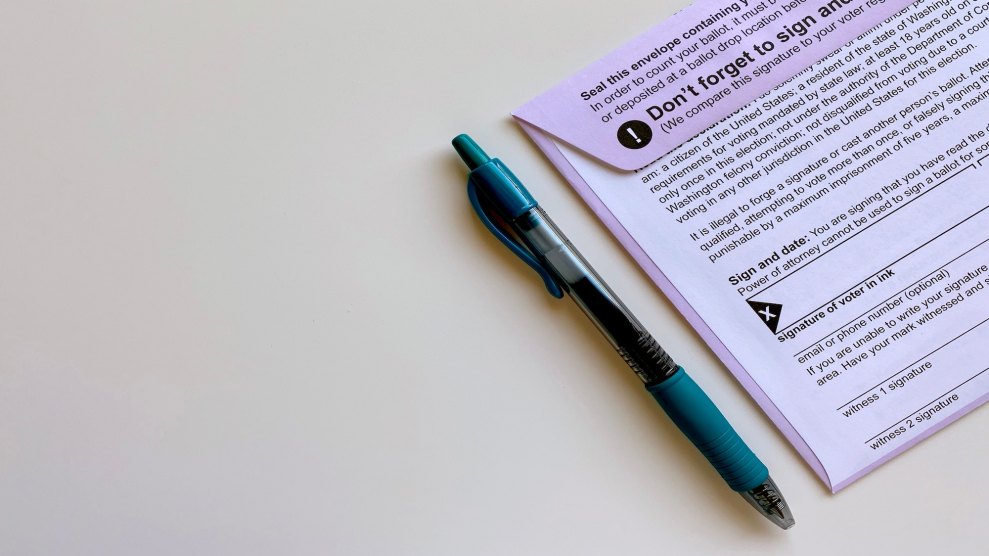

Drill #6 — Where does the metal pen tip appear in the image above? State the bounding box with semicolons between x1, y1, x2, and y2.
738;476;795;530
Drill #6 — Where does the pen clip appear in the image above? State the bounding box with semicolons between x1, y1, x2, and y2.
467;177;564;299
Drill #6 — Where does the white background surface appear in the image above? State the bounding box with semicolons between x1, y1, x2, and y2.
1;1;985;554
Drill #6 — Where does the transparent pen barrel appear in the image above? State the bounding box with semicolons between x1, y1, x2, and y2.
512;208;677;383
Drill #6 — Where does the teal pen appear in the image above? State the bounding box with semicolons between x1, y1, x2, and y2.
452;134;795;529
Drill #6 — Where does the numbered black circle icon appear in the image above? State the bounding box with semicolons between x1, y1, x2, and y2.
617;120;652;149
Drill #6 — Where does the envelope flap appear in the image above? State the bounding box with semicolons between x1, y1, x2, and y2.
513;0;914;171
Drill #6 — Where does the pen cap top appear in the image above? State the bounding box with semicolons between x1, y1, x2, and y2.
452;134;490;170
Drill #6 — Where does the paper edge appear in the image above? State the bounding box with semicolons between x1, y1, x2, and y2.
515;116;835;492
507;112;647;172
830;391;989;492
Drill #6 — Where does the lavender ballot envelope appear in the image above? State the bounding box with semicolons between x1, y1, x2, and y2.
513;0;989;491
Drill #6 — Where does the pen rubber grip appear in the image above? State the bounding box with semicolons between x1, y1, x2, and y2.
647;368;768;492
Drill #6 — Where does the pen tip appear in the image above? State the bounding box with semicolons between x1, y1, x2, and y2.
739;476;796;530
452;134;490;170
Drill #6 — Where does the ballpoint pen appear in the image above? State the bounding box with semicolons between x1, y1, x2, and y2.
452;133;795;529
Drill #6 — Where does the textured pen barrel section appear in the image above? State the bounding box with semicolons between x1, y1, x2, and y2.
692;426;768;490
617;334;679;385
646;368;768;491
646;368;794;528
